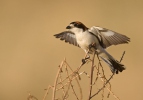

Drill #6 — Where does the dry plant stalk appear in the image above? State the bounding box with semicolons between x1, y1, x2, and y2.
29;51;125;100
27;92;38;100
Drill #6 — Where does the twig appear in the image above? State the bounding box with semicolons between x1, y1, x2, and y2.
64;61;83;100
59;73;66;98
90;73;115;99
64;65;79;100
96;51;111;99
120;51;125;62
88;51;96;100
96;52;105;81
56;73;83;91
102;87;105;100
45;50;126;100
76;49;90;72
52;59;65;100
27;92;38;100
99;74;120;100
90;51;126;99
43;85;53;100
62;65;71;99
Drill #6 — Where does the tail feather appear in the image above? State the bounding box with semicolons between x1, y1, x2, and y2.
109;59;126;73
97;46;126;74
99;56;115;73
100;56;126;74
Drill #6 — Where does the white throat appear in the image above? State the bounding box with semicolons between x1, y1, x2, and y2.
69;27;83;35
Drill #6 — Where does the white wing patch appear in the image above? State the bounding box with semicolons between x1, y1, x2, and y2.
88;26;130;48
101;31;114;36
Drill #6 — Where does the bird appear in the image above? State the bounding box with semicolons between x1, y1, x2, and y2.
54;21;130;74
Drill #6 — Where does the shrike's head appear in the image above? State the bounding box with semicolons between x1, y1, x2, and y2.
66;21;88;32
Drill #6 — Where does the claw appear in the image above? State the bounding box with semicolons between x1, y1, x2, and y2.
82;59;86;65
81;56;90;65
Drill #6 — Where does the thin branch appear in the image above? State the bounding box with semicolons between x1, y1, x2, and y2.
120;51;125;62
65;65;79;100
101;87;105;100
27;92;38;100
59;73;66;98
43;85;53;100
89;51;126;99
99;75;120;100
90;73;115;99
44;51;126;100
96;52;105;80
64;61;83;100
76;49;90;72
52;59;65;100
62;65;71;99
88;51;96;100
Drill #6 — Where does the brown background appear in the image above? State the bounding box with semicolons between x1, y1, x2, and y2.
0;0;143;100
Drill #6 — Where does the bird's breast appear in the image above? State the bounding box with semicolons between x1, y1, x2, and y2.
75;31;99;50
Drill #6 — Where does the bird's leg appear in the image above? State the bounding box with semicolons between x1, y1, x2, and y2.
82;54;90;64
89;42;97;50
82;50;90;65
81;43;97;65
85;54;90;60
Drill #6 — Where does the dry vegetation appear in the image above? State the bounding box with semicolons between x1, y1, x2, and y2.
27;51;125;100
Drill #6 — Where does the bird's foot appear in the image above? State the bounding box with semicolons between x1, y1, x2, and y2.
81;56;90;65
82;59;86;65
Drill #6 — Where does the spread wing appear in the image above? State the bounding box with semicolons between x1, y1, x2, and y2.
54;31;80;47
88;26;130;48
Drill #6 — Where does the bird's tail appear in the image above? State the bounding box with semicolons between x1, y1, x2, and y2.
97;46;126;74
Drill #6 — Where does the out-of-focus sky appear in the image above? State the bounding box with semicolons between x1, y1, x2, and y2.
0;0;143;100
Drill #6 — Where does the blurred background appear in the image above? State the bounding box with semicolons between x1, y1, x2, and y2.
0;0;143;100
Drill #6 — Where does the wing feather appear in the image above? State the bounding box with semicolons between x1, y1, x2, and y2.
89;26;130;48
54;31;80;47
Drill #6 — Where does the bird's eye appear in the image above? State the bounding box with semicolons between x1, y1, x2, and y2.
74;23;78;27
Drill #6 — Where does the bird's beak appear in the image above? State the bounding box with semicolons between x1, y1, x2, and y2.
66;26;71;29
